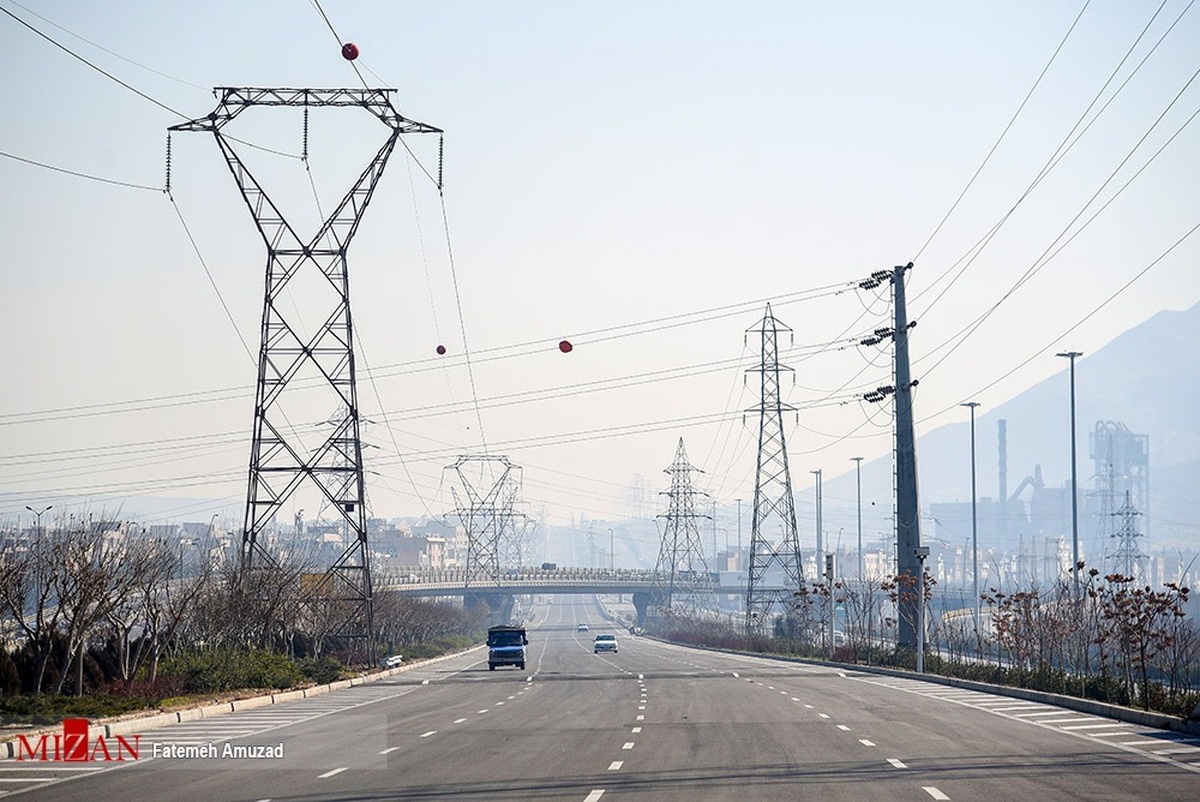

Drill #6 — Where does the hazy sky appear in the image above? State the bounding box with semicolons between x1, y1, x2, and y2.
2;1;1197;534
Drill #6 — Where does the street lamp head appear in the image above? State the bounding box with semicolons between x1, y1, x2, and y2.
1056;350;1083;359
960;401;980;410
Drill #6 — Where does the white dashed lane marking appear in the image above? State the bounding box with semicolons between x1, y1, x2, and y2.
622;742;635;750
859;739;875;747
887;758;908;769
837;725;851;731
924;787;950;800
584;791;605;802
419;731;437;738
318;767;348;779
608;761;623;770
379;747;400;755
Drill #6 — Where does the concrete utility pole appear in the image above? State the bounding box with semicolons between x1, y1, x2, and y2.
893;263;921;649
1056;351;1083;601
961;401;981;640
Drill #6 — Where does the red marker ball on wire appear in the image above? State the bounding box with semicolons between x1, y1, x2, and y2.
558;340;573;353
342;42;360;61
436;344;446;356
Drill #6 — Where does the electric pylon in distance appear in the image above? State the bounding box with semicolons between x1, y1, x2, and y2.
652;438;714;622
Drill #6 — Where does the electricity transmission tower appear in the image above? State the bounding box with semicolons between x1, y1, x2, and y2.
447;455;524;589
170;88;441;654
652;438;713;618
1107;491;1146;582
745;305;804;634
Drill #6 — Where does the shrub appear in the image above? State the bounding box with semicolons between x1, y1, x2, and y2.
158;649;303;693
299;656;345;684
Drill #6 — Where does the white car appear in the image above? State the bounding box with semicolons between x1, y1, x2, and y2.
577;623;589;632
593;633;618;653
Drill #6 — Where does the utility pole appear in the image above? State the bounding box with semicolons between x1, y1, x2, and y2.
1056;350;1083;601
893;262;921;649
851;457;864;581
745;305;804;633
961;401;981;641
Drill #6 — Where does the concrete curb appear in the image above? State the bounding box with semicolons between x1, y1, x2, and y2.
1;643;486;759
652;637;1200;737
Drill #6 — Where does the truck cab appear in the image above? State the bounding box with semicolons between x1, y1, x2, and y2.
487;625;528;671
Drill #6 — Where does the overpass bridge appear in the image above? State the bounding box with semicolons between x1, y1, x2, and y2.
377;567;743;624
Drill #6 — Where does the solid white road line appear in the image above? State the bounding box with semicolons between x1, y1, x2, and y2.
318;767;348;779
887;758;908;769
1153;746;1200;755
923;786;950;800
1060;723;1129;731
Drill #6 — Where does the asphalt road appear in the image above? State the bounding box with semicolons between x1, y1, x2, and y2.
2;595;1197;800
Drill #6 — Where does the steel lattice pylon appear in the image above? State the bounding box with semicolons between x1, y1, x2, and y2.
169;88;441;653
1106;491;1146;582
652;438;713;619
447;455;524;589
745;305;804;634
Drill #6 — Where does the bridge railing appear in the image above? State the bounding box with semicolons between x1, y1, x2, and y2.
377;566;664;587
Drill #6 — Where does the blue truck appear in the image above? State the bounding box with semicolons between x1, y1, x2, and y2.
487;624;528;671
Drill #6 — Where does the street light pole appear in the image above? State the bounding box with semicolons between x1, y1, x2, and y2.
915;546;930;673
25;504;52;536
961;401;981;643
851;457;863;581
735;498;743;570
810;469;823;573
609;528;614;573
1056;351;1083;601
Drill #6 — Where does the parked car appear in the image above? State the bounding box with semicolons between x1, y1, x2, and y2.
593;633;618;654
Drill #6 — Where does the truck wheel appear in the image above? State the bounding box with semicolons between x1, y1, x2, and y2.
489;664;495;671
519;663;525;670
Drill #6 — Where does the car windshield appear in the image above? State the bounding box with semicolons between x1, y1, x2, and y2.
595;634;615;641
489;632;523;647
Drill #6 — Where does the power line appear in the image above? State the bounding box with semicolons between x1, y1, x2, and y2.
0;149;162;192
912;0;1093;262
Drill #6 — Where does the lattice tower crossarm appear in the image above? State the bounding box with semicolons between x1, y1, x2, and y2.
744;304;804;634
168;88;441;654
652;438;714;618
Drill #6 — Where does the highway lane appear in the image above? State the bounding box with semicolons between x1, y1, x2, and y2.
2;594;1197;800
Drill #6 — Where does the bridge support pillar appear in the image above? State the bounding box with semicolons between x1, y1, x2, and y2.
464;591;516;626
632;591;651;627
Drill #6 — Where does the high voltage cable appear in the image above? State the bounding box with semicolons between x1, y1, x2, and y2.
919;214;1200;426
0;150;162;192
8;0;208;90
916;73;1200;377
912;0;1092;263
913;0;1188;316
1;4;186;118
0;280;877;425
